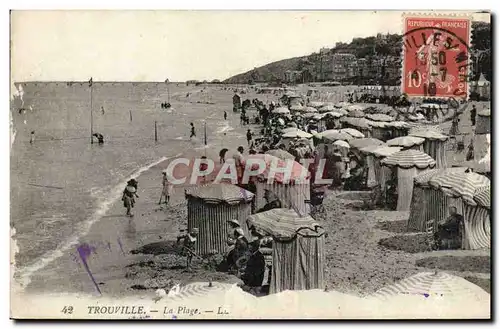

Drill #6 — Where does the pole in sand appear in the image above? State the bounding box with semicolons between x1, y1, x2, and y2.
155;121;158;142
89;77;94;144
165;78;170;104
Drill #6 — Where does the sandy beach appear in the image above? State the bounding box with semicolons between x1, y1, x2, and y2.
13;84;490;300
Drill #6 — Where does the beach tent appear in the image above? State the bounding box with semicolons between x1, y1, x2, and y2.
428;171;490;250
386;136;425;151
368;120;394;141
381;150;436;211
248;154;311;217
282;128;313;139
185;184;254;255
409;129;449;168
408;167;468;232
385;121;410;138
360;145;402;190
247;208;326;294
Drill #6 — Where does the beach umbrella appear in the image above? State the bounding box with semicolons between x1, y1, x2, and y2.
372;272;490;303
368;120;389;128
274;107;290;114
361;145;403;157
347;104;364;112
409;125;445;137
324;111;343;118
332;108;348;116
333;140;350;149
365;113;395;122
429;171;490;205
473;185;490;209
340;128;364;138
340;117;373;130
302;112;317;119
386;136;425;148
302;106;318;113
266;149;296;161
347;109;365;118
409;130;449;141
308;101;324;108
420;103;441;109
385;121;411;129
413;167;469;187
286;121;298;128
282;128;313;139
381;149;436;169
318;104;336;113
320;130;352;142
335;102;350;108
290;104;305;111
348;138;384;150
312;113;325;120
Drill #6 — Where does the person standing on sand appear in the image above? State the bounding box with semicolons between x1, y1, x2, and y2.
159;172;173;205
233;146;245;185
189;122;196;140
224;111;227;120
470;104;477;126
122;180;139;217
177;228;199;271
29;131;35;144
246;129;253;146
101;106;105;115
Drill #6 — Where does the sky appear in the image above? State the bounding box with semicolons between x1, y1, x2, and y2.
10;10;490;82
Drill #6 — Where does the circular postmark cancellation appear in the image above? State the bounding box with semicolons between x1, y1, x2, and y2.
401;15;472;100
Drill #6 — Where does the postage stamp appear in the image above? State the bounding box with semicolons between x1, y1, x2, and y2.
401;14;472;99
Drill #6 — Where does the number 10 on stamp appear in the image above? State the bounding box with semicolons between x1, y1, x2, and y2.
401;15;471;99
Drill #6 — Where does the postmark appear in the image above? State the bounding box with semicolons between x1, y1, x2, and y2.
401;15;472;99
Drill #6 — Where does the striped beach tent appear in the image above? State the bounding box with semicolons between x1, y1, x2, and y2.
461;184;491;250
428;171;490;206
381;150;436;211
372;272;490;302
408;167;468;232
185;184;254;256
247;208;326;294
385;121;410;138
368;120;393;141
360;146;402;190
247;154;311;217
386;136;425;150
409;129;449;168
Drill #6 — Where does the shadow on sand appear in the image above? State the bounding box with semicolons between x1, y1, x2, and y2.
416;256;491;274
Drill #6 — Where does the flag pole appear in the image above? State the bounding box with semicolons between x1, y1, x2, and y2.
90;78;93;144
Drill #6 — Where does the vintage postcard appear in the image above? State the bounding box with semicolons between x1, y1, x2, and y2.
10;10;491;320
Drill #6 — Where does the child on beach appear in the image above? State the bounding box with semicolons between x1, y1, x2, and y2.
159;172;173;205
122;180;139;217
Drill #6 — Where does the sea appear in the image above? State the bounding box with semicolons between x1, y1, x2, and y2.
10;82;244;284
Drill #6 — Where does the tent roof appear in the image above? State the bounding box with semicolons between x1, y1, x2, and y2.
185;183;254;205
247;208;325;240
381;149;436;169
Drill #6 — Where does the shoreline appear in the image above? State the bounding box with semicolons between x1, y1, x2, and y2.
20;108;249;296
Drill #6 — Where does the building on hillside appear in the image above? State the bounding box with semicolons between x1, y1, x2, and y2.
284;70;303;84
332;53;357;81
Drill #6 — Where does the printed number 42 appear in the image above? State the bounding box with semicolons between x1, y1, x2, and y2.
61;306;74;314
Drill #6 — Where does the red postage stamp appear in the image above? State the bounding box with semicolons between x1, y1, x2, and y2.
401;15;472;99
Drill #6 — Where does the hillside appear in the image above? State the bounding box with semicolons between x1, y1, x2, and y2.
224;56;306;84
224;21;490;85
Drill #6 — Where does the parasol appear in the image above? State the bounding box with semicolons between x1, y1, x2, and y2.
348;138;385;150
282;128;313;139
381;149;436;169
274;107;290;114
347;109;365;118
333;140;350;149
386;136;425;148
340;128;365;138
365;113;395;122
